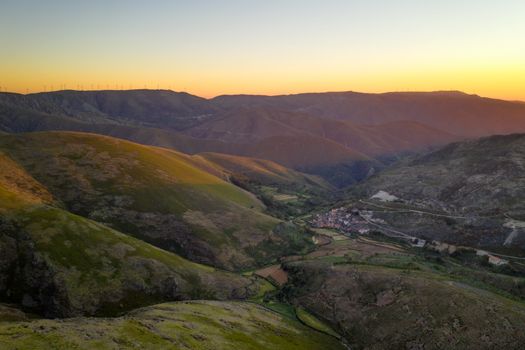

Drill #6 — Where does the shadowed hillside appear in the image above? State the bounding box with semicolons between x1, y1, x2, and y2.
284;258;525;349
213;91;525;137
353;133;525;251
0;90;217;129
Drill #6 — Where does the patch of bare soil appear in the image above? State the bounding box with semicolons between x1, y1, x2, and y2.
254;265;288;286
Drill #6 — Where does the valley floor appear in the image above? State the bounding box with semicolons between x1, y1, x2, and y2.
3;200;525;349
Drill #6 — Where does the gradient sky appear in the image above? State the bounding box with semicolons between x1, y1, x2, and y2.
1;0;524;100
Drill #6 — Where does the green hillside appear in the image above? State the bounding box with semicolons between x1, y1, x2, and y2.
197;152;331;189
0;162;264;317
0;301;344;350
194;152;334;218
0;132;314;271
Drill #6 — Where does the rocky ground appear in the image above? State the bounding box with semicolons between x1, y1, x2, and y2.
278;234;525;349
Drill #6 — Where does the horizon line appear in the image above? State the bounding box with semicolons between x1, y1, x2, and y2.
1;88;524;104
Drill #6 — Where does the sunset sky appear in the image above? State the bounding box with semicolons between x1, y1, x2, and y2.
1;0;524;100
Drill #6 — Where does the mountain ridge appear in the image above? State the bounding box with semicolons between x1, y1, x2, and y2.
2;89;525;187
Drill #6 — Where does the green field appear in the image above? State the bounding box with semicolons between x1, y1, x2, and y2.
295;307;340;338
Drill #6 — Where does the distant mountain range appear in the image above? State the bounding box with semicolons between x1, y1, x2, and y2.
213;91;525;137
2;89;525;186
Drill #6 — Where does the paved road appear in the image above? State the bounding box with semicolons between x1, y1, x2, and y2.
359;200;469;219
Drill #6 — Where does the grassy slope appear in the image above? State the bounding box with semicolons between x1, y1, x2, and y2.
194;152;335;219
0;157;263;317
0;132;313;271
0;304;31;322
196;152;331;189
295;306;340;338
0;152;54;206
0;301;344;350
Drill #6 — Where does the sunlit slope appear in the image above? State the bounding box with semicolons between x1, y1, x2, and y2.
0;175;260;319
0;301;344;350
0;151;54;206
0;132;313;270
196;152;332;190
0;162;262;317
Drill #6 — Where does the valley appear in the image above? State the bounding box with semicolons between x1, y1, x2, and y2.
3;1;525;348
1;92;525;349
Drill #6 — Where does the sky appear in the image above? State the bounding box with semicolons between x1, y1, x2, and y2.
0;0;524;100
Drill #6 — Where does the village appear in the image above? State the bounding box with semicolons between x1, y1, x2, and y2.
310;206;509;266
310;207;372;235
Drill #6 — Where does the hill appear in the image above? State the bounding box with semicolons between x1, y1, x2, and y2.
11;90;217;129
213;91;525;137
0;155;265;317
197;152;331;189
196;152;334;218
354;133;525;250
284;259;525;349
280;235;525;349
188;107;457;156
0;301;344;349
0;132;314;271
0;94;379;181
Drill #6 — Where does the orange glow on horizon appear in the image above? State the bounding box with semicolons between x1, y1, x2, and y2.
1;64;524;102
1;1;524;101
